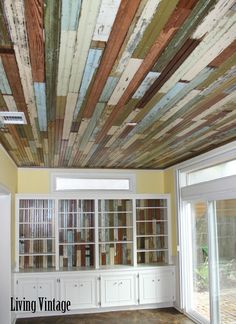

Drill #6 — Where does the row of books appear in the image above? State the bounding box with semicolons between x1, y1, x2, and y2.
136;209;167;221
59;213;94;228
99;243;132;266
98;199;133;212
137;221;167;236
59;200;95;213
98;213;132;227
19;199;54;209
99;228;133;242
19;255;55;269
19;239;55;254
59;229;94;243
19;209;53;223
19;223;54;238
59;244;94;268
136;199;167;208
137;251;167;264
137;237;167;250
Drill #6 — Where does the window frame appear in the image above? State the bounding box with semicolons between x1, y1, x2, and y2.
50;171;136;194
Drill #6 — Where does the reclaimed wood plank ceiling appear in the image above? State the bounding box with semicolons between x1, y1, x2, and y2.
0;0;236;168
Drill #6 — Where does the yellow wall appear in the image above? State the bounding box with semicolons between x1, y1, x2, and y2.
18;168;165;194
0;146;17;194
164;167;177;256
0;145;18;265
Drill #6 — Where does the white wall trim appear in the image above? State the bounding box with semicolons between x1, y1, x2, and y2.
18;167;164;172
172;140;236;172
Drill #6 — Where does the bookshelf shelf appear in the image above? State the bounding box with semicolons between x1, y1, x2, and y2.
16;194;171;272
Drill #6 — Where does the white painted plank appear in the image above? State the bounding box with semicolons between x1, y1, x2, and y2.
108;58;143;105
192;0;236;39
61;0;81;31
160;13;236;92
93;0;121;42
69;0;102;93
57;31;77;96
3;95;17;111
34;82;47;131
183;18;236;81
115;0;161;75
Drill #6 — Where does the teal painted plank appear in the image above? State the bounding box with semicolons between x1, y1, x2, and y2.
126;67;214;140
61;0;81;31
74;48;103;118
0;58;11;94
34;82;47;131
100;76;119;102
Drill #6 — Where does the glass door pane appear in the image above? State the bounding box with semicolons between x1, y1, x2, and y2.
216;199;236;323
190;201;210;321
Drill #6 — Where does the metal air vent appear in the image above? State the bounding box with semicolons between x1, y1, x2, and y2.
0;112;27;125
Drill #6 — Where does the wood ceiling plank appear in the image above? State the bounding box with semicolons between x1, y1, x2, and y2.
96;0;198;142
0;2;12;48
1;53;29;120
153;0;216;73
132;0;179;59
24;0;44;82
44;0;61;123
82;0;142;119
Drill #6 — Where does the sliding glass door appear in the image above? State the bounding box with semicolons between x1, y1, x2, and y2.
215;199;236;323
184;199;236;323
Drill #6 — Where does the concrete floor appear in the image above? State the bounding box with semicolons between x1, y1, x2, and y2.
16;308;194;324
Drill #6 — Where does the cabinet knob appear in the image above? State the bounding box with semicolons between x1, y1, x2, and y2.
158;279;160;282
74;284;77;287
113;282;117;285
119;281;123;285
33;286;36;289
39;286;42;289
152;280;155;283
80;284;83;287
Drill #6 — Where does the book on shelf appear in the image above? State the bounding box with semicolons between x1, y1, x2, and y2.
85;245;90;267
145;238;149;263
67;230;73;268
76;249;81;267
59;255;64;268
109;247;115;265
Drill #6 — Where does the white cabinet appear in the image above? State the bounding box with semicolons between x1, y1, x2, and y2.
139;268;175;304
60;275;98;309
15;276;57;312
101;273;136;307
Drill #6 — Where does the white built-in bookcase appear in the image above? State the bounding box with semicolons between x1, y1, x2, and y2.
15;194;171;272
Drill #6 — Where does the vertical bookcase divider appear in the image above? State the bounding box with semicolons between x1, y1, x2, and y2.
95;199;99;269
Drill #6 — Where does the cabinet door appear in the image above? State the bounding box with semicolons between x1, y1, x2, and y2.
16;279;38;301
156;270;175;303
76;278;97;308
37;279;56;300
101;274;136;307
118;277;135;305
60;276;97;309
139;273;157;304
139;269;175;305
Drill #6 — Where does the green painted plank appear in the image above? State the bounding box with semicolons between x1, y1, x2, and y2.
133;0;179;59
44;0;61;123
153;0;217;72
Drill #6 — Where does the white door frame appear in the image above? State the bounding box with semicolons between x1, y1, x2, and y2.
0;184;12;324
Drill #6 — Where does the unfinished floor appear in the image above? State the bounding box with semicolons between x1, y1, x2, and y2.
16;308;194;323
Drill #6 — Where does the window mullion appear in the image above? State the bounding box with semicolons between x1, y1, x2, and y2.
207;201;220;324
